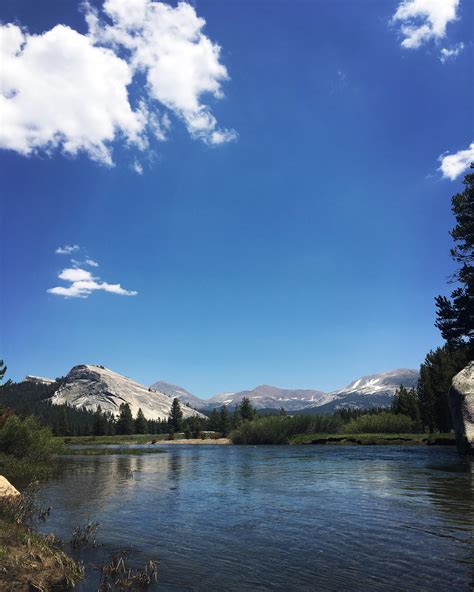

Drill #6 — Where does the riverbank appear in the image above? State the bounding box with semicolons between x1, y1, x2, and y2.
60;434;231;446
0;481;83;591
290;433;455;445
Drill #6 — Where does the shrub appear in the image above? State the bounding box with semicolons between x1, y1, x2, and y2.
230;414;342;445
0;415;63;462
341;412;415;434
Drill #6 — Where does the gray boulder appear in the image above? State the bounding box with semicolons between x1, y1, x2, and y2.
448;362;474;455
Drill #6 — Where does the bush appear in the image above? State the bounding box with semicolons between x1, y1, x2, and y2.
230;414;342;445
0;415;63;462
341;412;416;434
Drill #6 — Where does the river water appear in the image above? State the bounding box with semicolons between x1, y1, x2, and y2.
38;445;473;591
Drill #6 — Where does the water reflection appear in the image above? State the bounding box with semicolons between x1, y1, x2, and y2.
38;446;473;592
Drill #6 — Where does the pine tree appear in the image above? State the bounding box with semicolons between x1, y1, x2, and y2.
435;165;474;354
168;398;183;433
93;405;107;436
135;408;148;434
239;397;256;422
208;408;220;431
0;361;6;382
218;405;231;436
416;346;468;432
232;406;242;429
392;385;420;423
116;403;134;435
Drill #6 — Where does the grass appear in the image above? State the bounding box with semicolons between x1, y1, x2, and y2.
290;432;455;445
0;453;59;484
63;446;167;456
60;434;171;445
0;490;83;591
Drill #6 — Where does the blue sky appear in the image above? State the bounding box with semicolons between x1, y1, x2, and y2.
1;0;473;397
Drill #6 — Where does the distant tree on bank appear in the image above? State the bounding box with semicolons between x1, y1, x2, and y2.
417;346;468;433
93;405;107;436
168;398;183;433
218;405;231;436
208;408;220;431
232;405;242;429
116;403;134;435
239;397;256;422
435;165;474;355
135;408;148;434
392;385;420;424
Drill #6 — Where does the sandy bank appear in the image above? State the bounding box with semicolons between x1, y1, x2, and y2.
156;438;231;445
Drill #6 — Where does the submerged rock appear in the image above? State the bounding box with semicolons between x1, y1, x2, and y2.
449;362;474;455
0;475;20;498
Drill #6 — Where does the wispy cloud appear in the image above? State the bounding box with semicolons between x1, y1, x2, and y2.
55;244;80;255
50;247;132;298
48;266;137;299
392;0;459;49
0;0;236;167
439;42;465;63
438;143;474;180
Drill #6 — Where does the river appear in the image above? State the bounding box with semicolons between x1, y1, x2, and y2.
38;445;473;591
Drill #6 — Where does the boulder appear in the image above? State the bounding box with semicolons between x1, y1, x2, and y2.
0;475;20;498
448;362;474;455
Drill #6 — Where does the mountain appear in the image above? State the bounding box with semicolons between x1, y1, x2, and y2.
202;369;418;413
49;365;206;421
302;368;419;413
203;384;330;412
149;380;204;409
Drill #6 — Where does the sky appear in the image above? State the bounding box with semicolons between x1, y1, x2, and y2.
1;0;473;397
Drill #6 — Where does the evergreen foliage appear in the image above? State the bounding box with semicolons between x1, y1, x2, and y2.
391;385;420;424
239;397;256;422
135;408;148;434
435;165;474;354
116;403;134;435
218;406;231;436
168;398;183;432
417;345;468;432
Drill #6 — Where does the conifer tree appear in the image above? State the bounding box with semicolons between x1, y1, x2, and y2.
135;408;148;434
435;165;474;354
208;408;220;431
93;405;107;436
239;397;256;422
168;398;183;433
232;405;242;429
391;385;420;423
116;403;134;435
218;405;231;436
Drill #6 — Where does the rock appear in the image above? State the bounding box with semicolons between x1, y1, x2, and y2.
448;362;474;455
0;475;20;498
49;364;206;421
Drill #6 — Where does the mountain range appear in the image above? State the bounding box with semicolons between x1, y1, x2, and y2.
151;368;419;413
25;365;419;418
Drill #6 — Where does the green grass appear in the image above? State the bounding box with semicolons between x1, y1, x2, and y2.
289;432;455;445
0;453;58;484
60;433;171;445
63;446;167;456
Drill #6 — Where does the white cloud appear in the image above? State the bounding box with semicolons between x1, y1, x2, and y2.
392;0;459;49
439;143;474;180
85;258;99;267
0;1;235;165
48;266;137;299
0;24;146;165
132;160;143;174
55;244;80;255
86;0;236;145
439;42;465;63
